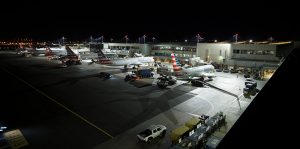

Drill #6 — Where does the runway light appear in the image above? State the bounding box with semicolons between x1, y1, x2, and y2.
249;39;253;43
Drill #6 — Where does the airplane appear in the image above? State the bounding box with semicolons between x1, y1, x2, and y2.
181;65;216;78
16;43;36;56
59;46;81;66
92;52;154;68
45;46;67;60
68;45;90;55
44;46;81;66
170;52;216;78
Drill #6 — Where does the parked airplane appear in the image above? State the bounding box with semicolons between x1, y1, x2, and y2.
171;52;215;78
93;53;154;68
45;46;67;60
60;46;81;66
68;46;90;55
45;46;81;66
16;43;36;56
181;65;216;78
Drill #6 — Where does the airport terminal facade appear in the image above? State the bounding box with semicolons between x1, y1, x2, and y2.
1;40;297;79
98;41;297;78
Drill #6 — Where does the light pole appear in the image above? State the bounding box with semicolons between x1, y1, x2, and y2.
124;35;129;44
152;37;156;43
89;36;93;51
62;36;65;44
196;34;203;43
143;34;146;44
233;33;238;43
90;36;93;43
268;36;274;43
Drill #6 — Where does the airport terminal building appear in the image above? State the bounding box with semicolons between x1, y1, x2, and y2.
91;42;299;77
150;43;197;64
96;41;296;78
3;40;295;79
196;41;297;78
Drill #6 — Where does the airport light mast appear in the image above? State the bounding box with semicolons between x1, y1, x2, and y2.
124;35;129;44
233;33;238;43
62;36;65;45
143;34;146;44
152;37;156;43
101;35;104;43
196;34;203;43
268;36;274;43
89;36;93;50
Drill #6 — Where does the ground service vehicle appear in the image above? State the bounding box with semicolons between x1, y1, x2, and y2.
137;69;154;78
137;125;167;143
99;72;112;79
157;75;177;88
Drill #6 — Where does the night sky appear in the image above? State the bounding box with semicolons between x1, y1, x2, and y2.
1;0;299;41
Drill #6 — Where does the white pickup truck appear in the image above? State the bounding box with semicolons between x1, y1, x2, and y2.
137;125;167;143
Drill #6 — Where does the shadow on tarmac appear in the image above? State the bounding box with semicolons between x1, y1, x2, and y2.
39;73;110;88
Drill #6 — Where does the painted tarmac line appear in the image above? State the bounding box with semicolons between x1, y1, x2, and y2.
1;67;114;139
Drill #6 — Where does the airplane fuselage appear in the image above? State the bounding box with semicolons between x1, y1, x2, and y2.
181;64;215;78
107;56;154;66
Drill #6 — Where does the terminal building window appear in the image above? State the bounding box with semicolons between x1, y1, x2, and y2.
237;49;275;56
247;50;254;54
152;46;196;52
256;50;263;55
241;50;247;54
233;49;240;54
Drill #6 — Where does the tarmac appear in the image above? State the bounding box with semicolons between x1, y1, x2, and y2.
0;51;267;149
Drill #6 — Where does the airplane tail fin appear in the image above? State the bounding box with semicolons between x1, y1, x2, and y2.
45;47;54;56
65;46;76;56
92;49;113;64
18;43;23;49
171;52;182;72
45;47;56;60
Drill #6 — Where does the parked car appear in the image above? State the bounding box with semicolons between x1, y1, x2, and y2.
245;78;257;88
137;125;167;143
245;78;255;82
244;73;250;78
99;72;112;79
124;73;138;81
157;75;177;88
191;79;204;87
230;69;238;73
223;68;229;73
243;87;259;96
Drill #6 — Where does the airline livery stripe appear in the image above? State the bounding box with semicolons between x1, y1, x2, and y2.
1;67;114;139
